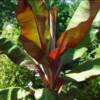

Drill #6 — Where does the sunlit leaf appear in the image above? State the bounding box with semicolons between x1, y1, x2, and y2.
49;0;100;60
66;58;100;82
34;88;55;100
0;87;30;100
61;10;100;65
95;44;100;59
16;0;50;62
58;0;100;48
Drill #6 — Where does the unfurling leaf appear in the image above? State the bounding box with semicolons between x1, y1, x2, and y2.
49;0;100;60
16;0;50;62
50;7;57;49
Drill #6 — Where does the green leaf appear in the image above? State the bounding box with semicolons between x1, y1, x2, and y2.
0;37;33;66
34;88;55;100
95;44;100;59
0;87;30;100
61;47;87;65
65;58;100;82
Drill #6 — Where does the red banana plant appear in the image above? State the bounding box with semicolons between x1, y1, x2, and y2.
16;0;100;93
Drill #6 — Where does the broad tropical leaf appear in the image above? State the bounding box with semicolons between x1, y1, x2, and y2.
65;58;100;82
0;87;30;100
58;0;100;50
49;0;100;60
0;37;33;66
34;88;55;100
16;0;50;62
0;87;56;100
61;10;100;65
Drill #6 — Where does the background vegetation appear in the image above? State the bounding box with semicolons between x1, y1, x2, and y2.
0;0;100;99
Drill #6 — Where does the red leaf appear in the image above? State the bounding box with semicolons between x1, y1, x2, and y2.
49;0;100;61
16;0;50;62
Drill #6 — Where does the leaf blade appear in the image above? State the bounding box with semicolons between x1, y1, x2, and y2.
0;37;33;66
66;58;100;82
16;0;50;62
49;0;100;61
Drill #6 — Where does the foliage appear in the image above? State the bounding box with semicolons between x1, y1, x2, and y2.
0;87;32;100
0;0;16;29
0;0;100;100
0;54;36;88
